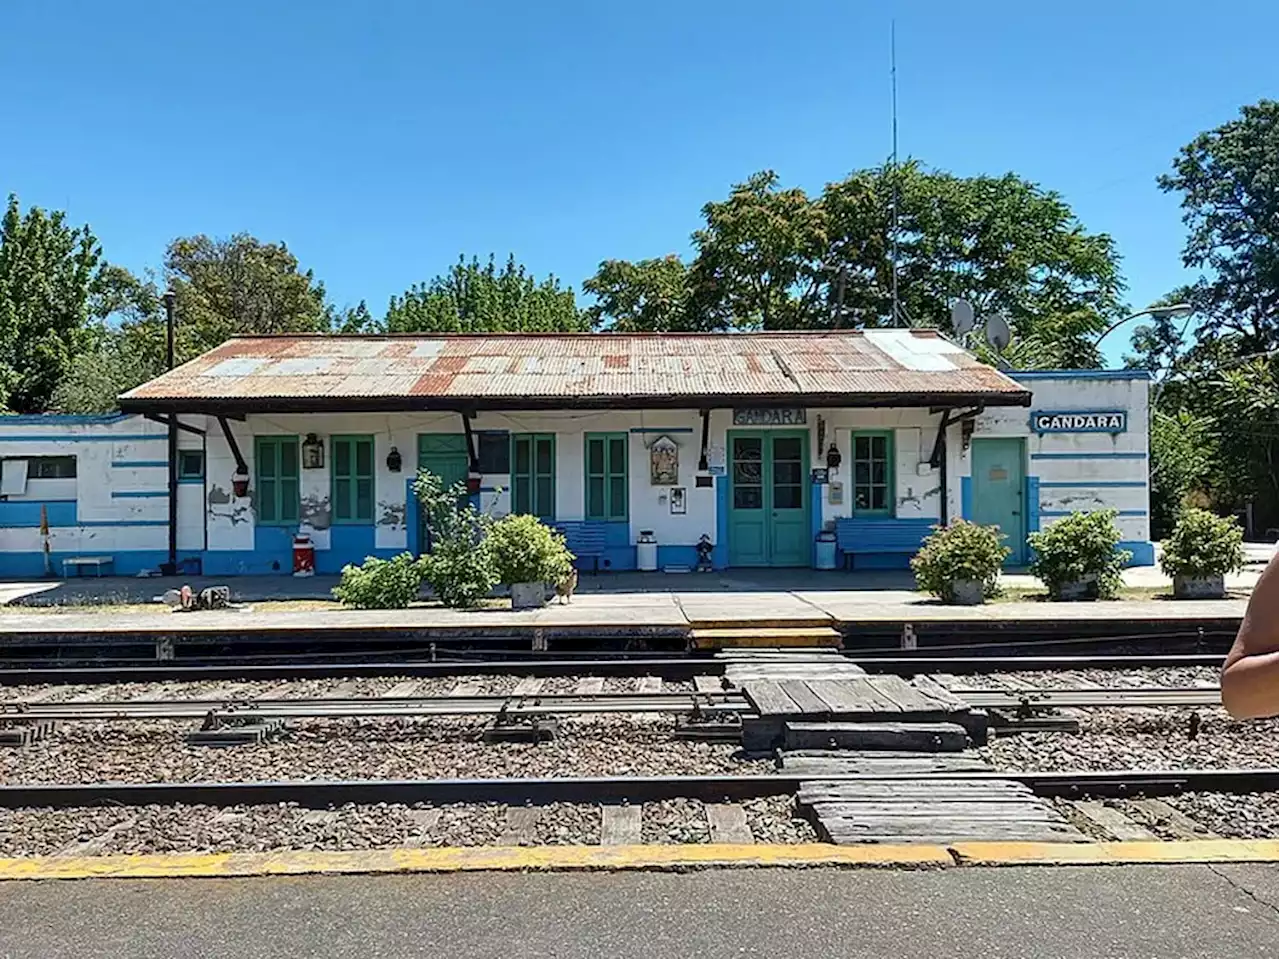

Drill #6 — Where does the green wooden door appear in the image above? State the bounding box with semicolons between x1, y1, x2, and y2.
728;430;810;567
417;434;469;553
970;437;1026;565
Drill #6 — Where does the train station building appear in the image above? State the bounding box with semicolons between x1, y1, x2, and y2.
0;330;1153;578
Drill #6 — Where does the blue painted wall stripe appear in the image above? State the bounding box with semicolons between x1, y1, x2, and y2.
78;519;170;527
1029;452;1146;460
809;482;823;567
405;479;420;557
110;490;168;498
0;412;132;424
0;433;162;443
0;500;77;527
1013;368;1157;378
1041;509;1148;518
1037;480;1147;488
628;427;695;434
178;477;204;485
111;460;169;468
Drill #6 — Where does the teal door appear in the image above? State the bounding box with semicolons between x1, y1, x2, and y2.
728;431;810;567
418;434;469;552
970;437;1026;565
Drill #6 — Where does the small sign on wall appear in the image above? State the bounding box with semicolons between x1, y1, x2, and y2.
828;481;844;505
810;468;829;485
733;408;807;426
1031;410;1127;433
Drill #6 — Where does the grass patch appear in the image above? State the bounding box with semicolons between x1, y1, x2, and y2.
992;585;1174;604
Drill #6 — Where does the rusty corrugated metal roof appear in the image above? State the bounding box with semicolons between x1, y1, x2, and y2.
118;330;1032;412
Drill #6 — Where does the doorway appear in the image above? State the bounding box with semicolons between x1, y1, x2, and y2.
970;437;1026;565
727;430;810;567
417;434;469;552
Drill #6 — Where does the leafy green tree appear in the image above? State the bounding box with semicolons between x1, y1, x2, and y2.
330;300;376;334
385;255;586;333
0;195;105;412
1157;98;1278;353
586;165;1124;366
163;234;330;350
1148;408;1216;537
584;255;698;331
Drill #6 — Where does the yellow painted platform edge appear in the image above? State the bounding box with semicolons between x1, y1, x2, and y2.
0;843;950;881
951;839;1280;865
1;839;1275;882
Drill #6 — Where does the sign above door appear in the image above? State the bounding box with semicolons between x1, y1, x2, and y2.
733;408;806;426
1030;410;1127;433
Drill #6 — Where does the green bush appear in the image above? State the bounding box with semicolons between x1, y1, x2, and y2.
910;521;1010;602
332;552;426;609
1028;509;1132;600
486;513;575;585
412;468;499;608
1159;508;1245;578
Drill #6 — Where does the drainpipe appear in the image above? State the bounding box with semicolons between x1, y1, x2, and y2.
163;289;178;577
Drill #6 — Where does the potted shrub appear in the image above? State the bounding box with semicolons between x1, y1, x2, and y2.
911;520;1010;605
487;514;575;610
412;469;499;608
1159;508;1245;599
332;553;427;609
1028;509;1132;601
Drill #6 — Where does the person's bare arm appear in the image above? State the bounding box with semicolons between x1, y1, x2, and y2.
1221;552;1279;719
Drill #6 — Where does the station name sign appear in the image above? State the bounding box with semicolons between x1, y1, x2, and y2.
733;408;806;426
1031;410;1127;434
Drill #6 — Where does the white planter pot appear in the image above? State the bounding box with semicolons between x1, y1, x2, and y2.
948;579;985;605
1173;574;1225;600
510;581;547;610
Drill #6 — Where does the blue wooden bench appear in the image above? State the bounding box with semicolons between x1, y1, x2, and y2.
834;518;935;570
553;521;609;574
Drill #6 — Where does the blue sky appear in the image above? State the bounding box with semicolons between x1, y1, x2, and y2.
2;1;1276;362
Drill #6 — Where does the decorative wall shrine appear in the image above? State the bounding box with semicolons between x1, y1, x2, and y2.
649;435;679;485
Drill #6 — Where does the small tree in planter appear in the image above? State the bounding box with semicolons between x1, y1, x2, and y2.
1028;509;1132;601
1159;508;1245;599
412;469;498;608
911;521;1010;605
487;514;575;609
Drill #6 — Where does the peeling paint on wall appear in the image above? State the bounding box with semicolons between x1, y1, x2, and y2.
210;505;252;526
896;485;940;510
207;485;232;506
377;502;407;528
300;494;331;530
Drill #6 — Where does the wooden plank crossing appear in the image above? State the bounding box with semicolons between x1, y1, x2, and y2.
783;721;970;752
742;677;969;720
718;649;865;685
798;776;1086;845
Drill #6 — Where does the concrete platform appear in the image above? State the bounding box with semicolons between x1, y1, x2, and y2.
0;863;1274;958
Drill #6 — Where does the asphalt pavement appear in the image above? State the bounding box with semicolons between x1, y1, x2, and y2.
0;864;1275;958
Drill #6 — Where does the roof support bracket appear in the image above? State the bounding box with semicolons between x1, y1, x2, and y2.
217;416;248;476
145;413;205;437
697;409;711;471
460;411;479;475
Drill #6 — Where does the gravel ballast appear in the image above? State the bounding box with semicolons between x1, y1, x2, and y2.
0;795;822;856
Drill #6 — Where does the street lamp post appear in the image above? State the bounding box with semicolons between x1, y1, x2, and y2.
1093;303;1193;347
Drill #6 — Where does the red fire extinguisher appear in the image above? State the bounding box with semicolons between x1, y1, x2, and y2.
292;534;316;577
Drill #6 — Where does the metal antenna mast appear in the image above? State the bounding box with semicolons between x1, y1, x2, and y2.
890;20;900;327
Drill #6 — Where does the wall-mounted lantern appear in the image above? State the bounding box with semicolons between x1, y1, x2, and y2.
301;433;325;469
825;442;843;471
466;473;482;495
386;446;403;473
231;469;249;498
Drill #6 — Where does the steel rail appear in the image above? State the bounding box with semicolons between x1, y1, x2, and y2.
0;653;1229;687
956;687;1222;708
0;768;1272;810
0;692;749;722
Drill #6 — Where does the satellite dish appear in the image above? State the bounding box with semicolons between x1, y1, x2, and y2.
949;299;975;337
984;312;1012;352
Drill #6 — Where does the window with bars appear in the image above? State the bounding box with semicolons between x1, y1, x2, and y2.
851;431;893;516
255;436;300;525
511;433;555;521
584;433;628;522
331;435;374;523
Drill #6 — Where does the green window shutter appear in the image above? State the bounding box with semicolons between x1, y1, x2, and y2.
255;437;300;526
851;430;894;517
585;433;628;522
512;433;555;521
332;436;375;523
